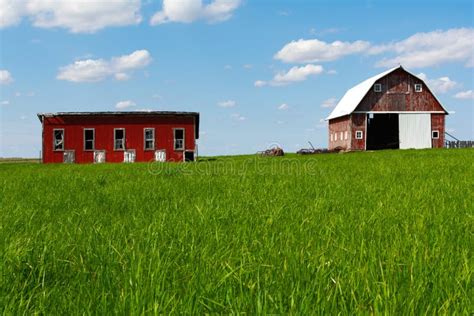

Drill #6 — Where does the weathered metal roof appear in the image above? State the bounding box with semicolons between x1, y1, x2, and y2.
37;111;200;138
326;65;448;120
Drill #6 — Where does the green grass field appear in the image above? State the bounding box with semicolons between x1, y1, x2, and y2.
1;149;473;314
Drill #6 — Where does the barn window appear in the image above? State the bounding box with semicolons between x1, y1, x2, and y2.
53;129;64;151
174;128;185;151
414;84;422;92
374;83;382;92
356;130;363;139
330;133;333;142
340;132;343;141
84;128;95;150
432;130;439;139
114;128;125;150
335;133;338;141
345;131;348;140
144;128;155;150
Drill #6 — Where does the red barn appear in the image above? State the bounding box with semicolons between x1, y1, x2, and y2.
37;111;199;163
326;66;448;150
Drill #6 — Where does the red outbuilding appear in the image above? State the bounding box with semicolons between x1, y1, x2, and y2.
326;65;448;150
37;111;199;163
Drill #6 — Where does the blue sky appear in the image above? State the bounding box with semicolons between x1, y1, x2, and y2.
0;0;473;157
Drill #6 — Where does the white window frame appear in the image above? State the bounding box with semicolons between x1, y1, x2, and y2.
374;83;382;92
330;133;333;142
94;150;106;163
53;128;64;151
63;150;75;163
432;130;439;139
344;131;348;140
340;132;343;141
84;128;95;151
173;128;185;151
124;149;136;163
144;128;155;151
114;128;125;151
355;130;363;139
335;132;338;141
414;84;423;92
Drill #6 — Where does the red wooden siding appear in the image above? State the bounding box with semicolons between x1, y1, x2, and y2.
350;114;366;150
328;115;351;150
431;114;445;148
42;114;197;163
355;68;445;113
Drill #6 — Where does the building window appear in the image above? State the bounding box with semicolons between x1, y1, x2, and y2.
432;130;439;139
144;128;155;150
414;84;423;92
124;150;136;163
330;133;333;142
94;150;106;163
335;132;338;141
174;128;185;151
114;128;125;150
84;128;94;150
344;131;348;140
374;83;382;92
53;129;64;151
355;130;363;139
340;132;343;141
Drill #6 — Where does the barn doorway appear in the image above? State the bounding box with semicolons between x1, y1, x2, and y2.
184;151;195;162
366;114;399;150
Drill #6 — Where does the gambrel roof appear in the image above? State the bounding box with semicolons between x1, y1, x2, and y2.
326;65;448;120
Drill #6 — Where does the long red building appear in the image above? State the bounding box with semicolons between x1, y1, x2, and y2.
37;111;199;163
326;66;448;150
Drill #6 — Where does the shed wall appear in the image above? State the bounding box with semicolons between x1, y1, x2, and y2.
42;115;196;163
328;116;351;150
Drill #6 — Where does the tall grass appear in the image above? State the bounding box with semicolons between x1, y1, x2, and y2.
1;149;472;314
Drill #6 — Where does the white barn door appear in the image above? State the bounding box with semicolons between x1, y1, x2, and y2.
399;114;431;149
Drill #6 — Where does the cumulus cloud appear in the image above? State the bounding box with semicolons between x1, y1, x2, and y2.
321;97;338;108
0;70;13;84
454;90;474;100
274;38;370;63
0;0;142;33
372;28;474;68
151;0;241;25
115;100;136;109
278;103;289;110
57;50;152;82
255;64;324;87
1;100;10;105
417;73;457;94
217;100;236;108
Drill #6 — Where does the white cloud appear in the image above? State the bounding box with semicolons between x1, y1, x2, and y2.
57;50;152;82
114;73;130;81
321;97;338;108
371;28;474;68
255;65;323;87
454;90;474;100
273;64;324;86
0;0;142;33
218;100;236;108
1;100;9;105
115;100;136;109
327;69;337;75
254;80;266;87
274;38;370;63
0;70;14;84
231;113;246;121
417;73;457;94
150;0;240;25
243;64;253;69
278;103;289;110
